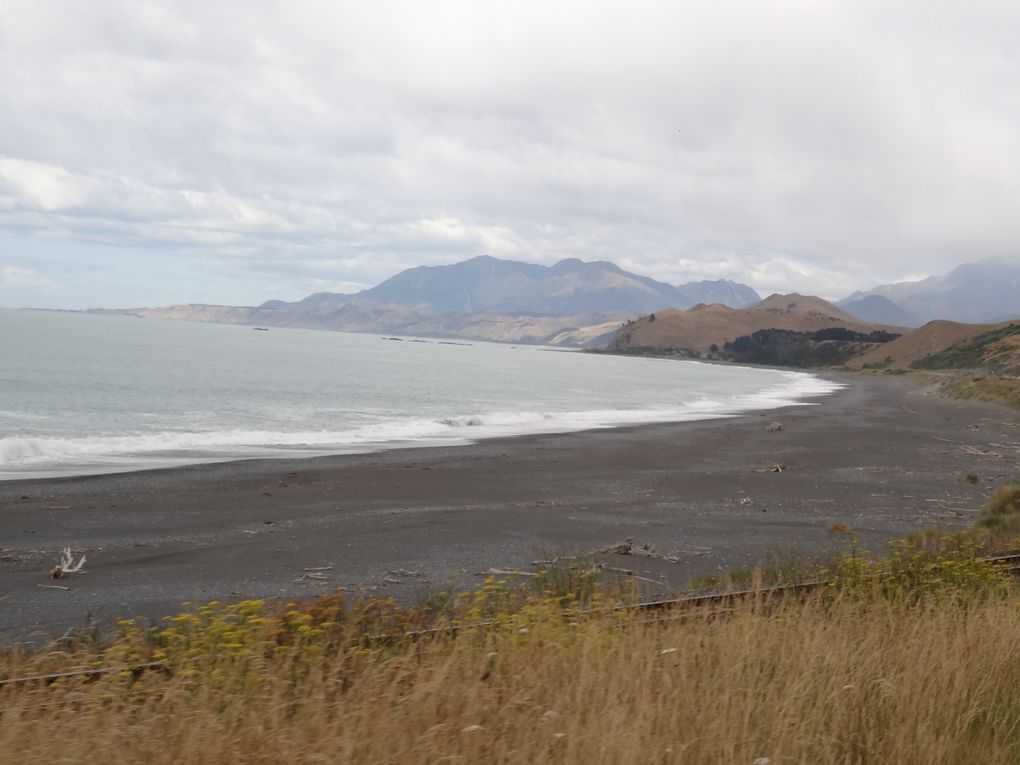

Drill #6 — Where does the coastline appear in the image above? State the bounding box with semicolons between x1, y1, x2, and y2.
1;372;1018;642
0;309;840;482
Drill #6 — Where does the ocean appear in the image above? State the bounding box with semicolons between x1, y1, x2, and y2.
0;309;842;479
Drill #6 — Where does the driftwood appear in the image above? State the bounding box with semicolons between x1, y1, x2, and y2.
480;568;540;578
50;548;86;579
597;538;636;555
591;538;680;563
293;572;330;583
481;562;669;588
752;464;786;473
960;445;1003;458
595;538;658;557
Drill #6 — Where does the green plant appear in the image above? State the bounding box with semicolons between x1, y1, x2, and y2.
982;481;1020;516
826;532;1009;602
912;324;1020;371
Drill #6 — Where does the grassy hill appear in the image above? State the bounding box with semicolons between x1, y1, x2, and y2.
608;293;902;360
847;320;1018;371
911;323;1020;375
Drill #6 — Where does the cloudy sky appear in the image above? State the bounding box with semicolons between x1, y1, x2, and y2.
2;0;1019;309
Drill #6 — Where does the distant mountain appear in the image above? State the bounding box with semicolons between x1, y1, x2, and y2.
838;295;918;326
92;256;763;347
676;279;760;309
753;293;865;323
609;293;900;356
262;255;760;316
842;258;1020;325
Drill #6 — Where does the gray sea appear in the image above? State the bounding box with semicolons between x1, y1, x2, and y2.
0;309;841;479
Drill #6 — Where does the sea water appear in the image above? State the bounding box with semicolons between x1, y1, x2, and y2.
0;309;842;479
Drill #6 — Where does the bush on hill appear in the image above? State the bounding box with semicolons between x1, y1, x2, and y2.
912;323;1020;371
721;328;899;368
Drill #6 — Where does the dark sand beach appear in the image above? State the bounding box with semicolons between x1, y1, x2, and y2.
1;373;1018;643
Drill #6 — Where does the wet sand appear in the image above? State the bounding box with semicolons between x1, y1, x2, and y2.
1;373;1018;643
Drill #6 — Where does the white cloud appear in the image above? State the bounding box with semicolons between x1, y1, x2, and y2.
2;0;1020;303
0;158;89;211
0;265;58;288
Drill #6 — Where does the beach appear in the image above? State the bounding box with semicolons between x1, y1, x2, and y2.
1;372;1017;642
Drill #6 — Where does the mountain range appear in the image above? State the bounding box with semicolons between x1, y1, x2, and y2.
839;258;1020;326
93;256;761;347
262;255;761;316
89;254;1020;351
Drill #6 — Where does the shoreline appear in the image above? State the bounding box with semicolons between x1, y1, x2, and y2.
2;372;1018;642
0;359;836;484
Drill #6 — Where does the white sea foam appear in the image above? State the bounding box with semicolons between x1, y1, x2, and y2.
0;370;843;478
3;310;848;479
0;409;50;421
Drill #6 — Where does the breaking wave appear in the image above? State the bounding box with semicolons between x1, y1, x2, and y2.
0;371;842;479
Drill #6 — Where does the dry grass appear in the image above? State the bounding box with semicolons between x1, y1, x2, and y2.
3;544;1020;764
982;482;1020;517
936;374;1020;412
974;482;1020;545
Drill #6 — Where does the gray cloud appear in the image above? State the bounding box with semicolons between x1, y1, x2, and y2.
2;0;1020;306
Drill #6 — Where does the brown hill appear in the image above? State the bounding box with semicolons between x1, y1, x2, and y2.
610;294;898;354
846;320;1017;370
983;331;1020;372
752;293;864;323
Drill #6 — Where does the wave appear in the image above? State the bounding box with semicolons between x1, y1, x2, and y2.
0;371;843;478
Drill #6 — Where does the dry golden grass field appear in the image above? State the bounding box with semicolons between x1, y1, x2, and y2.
3;505;1020;764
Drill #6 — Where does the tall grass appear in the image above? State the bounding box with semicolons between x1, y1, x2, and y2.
936;374;1020;411
3;543;1020;764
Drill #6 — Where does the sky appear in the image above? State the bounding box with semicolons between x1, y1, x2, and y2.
2;0;1020;309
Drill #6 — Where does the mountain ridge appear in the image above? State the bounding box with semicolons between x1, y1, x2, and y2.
842;258;1020;325
88;255;1020;354
260;255;761;316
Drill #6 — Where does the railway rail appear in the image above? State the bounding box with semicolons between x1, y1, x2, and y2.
4;551;1020;690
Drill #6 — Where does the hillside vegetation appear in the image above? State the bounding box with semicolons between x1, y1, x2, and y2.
720;327;900;367
849;320;1019;372
932;375;1020;412
912;323;1020;374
